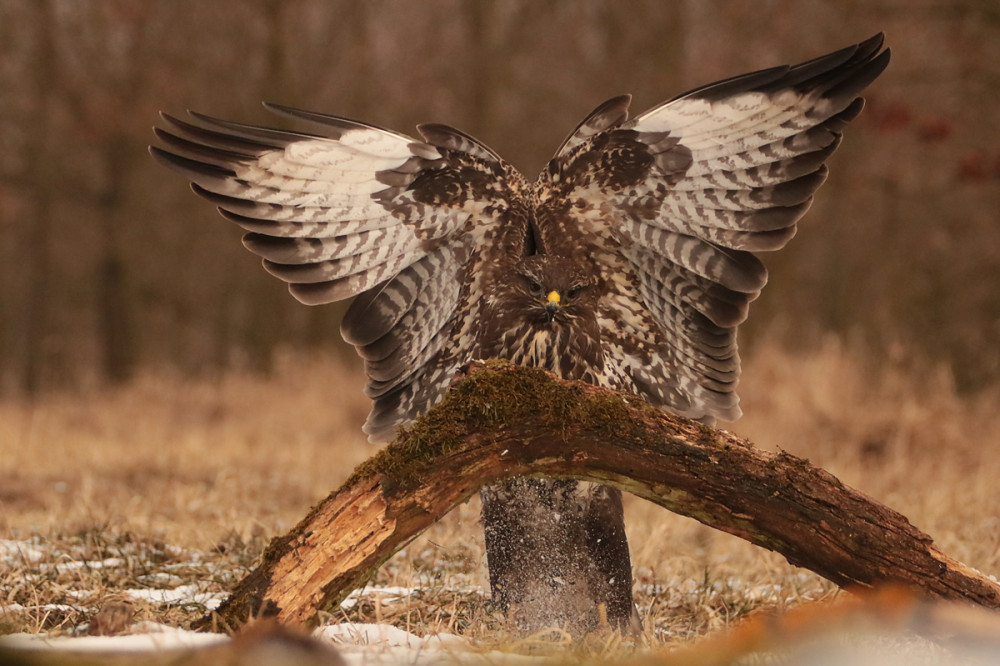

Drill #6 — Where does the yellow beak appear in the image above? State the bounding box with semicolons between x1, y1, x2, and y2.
545;290;561;321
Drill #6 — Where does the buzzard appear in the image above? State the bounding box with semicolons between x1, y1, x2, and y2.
151;34;890;634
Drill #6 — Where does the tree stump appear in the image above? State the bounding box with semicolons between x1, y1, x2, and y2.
197;362;1000;631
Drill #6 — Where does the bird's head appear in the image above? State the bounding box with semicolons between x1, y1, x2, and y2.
478;253;604;373
507;255;598;327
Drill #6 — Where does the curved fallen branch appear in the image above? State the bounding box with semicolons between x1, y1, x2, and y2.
199;362;1000;630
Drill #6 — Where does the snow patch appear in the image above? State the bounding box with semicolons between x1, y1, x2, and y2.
137;572;185;587
339;585;419;609
0;539;47;563
121;584;225;609
53;557;126;574
314;624;550;665
1;603;77;615
316;622;426;648
0;623;229;652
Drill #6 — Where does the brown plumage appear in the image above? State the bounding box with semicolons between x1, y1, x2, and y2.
480;255;603;381
151;34;890;635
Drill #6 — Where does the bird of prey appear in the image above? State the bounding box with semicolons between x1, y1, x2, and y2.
151;33;890;635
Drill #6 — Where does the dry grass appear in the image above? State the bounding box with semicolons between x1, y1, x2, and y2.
1;340;999;651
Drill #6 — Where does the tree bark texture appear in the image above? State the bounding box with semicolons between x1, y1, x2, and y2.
200;362;1000;631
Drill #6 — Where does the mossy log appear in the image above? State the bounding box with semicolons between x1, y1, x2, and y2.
199;362;1000;631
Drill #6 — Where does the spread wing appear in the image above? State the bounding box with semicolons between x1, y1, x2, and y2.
150;106;529;441
536;33;890;422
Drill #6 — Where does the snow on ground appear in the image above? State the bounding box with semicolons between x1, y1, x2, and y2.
0;620;554;665
0;603;78;615
0;537;550;664
313;623;552;665
52;556;126;573
0;539;47;564
119;584;226;609
0;621;229;653
3;621;1000;665
3;539;1000;664
338;585;421;610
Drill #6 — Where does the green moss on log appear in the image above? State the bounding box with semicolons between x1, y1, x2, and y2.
341;361;731;501
344;362;653;492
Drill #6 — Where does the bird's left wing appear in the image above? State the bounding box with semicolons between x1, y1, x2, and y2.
151;106;529;440
535;34;890;422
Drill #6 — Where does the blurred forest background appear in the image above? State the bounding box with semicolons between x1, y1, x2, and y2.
1;0;998;398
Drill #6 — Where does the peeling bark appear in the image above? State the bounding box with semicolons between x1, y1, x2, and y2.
198;362;1000;631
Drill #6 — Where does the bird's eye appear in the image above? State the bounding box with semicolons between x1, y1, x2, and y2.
527;279;543;295
566;284;588;299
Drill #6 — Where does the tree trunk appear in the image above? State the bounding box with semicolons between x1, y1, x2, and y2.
17;0;58;395
480;478;638;636
97;138;137;385
198;362;1000;633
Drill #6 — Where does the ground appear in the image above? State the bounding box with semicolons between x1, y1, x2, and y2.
1;339;999;662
